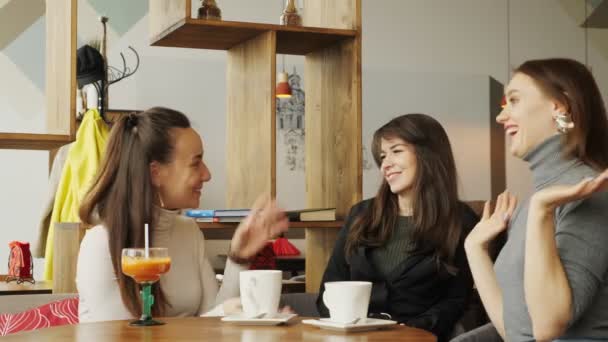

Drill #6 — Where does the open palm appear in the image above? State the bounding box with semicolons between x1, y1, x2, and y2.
531;169;608;210
465;191;518;251
230;194;289;260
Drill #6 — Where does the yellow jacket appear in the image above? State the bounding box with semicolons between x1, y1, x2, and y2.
43;109;109;280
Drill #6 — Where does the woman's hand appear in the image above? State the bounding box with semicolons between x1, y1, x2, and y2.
222;297;243;315
465;191;518;252
530;169;608;213
229;194;289;260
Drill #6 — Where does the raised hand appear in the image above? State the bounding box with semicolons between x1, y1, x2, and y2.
465;191;518;251
530;169;608;211
229;194;289;261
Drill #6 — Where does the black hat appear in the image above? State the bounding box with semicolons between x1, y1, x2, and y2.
76;45;105;88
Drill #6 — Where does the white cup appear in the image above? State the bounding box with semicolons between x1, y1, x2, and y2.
240;270;282;318
322;281;372;324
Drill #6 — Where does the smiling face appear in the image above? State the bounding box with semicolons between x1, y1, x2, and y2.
496;72;561;158
379;136;418;196
151;127;211;209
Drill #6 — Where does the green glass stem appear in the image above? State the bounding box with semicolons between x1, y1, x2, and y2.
129;282;164;326
140;283;154;321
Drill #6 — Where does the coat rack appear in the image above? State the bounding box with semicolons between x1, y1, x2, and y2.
77;17;140;123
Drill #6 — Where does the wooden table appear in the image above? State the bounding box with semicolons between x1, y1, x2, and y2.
0;279;52;296
3;317;437;341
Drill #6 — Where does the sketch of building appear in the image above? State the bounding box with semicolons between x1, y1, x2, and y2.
277;68;306;171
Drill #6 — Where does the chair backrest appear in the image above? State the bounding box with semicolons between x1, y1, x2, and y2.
464;200;485;217
53;223;86;294
280;293;320;317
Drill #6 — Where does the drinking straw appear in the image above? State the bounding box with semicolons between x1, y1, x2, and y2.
144;223;149;258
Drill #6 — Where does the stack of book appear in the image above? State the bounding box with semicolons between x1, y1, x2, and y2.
185;209;251;223
185;207;337;222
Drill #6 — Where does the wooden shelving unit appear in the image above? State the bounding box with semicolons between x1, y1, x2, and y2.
151;18;357;55
150;0;362;293
0;0;76;150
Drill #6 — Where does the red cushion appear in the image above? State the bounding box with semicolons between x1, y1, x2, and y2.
0;297;79;336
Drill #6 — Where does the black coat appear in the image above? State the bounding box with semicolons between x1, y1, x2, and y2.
316;199;479;341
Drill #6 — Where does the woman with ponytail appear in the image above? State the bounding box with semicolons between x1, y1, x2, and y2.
76;107;288;322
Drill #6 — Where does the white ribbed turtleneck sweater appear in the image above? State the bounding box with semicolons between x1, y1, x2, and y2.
76;207;245;322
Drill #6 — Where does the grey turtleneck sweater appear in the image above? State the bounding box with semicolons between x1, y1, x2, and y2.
494;135;608;341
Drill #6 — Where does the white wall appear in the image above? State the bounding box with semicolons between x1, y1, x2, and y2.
362;71;498;201
2;0;608;275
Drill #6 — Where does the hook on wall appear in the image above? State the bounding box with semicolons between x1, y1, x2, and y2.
108;46;140;85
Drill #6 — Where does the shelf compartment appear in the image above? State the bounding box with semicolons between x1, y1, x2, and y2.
151;18;357;55
199;221;343;240
198;220;344;230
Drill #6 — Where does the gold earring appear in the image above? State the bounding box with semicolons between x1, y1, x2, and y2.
554;112;574;134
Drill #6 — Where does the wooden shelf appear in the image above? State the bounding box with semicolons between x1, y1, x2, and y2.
198;220;344;229
0;133;73;150
151;18;357;55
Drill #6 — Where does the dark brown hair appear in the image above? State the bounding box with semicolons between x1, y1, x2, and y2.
80;107;191;317
515;58;608;169
345;114;463;265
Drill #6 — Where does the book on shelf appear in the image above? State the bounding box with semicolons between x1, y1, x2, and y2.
286;208;336;222
214;209;250;217
185;209;215;218
186;208;250;218
196;216;244;223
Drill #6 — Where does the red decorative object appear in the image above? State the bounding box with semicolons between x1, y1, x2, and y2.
6;241;34;284
0;297;78;336
501;95;507;109
272;236;300;256
249;242;276;270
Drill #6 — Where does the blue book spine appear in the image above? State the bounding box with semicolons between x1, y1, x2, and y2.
185;209;215;218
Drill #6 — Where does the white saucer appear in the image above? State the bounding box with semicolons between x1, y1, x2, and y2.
221;313;298;326
302;318;397;332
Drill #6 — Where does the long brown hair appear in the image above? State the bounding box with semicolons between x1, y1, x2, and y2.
80;107;191;317
345;114;463;265
515;58;608;169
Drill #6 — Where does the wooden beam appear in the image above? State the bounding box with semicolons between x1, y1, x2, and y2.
303;0;362;293
45;0;76;136
226;31;276;208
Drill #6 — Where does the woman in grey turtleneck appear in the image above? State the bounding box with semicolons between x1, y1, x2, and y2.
453;58;608;342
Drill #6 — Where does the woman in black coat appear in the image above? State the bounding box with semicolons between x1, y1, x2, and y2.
317;114;479;341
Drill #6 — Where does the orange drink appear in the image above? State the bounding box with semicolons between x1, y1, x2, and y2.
121;256;171;283
121;247;171;326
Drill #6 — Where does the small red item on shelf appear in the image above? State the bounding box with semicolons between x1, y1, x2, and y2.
272;235;300;256
7;241;34;283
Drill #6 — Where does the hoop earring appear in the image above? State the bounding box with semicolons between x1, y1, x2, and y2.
158;191;165;208
554;112;574;134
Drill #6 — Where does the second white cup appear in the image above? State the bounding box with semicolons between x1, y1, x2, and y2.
239;270;282;318
322;281;372;324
